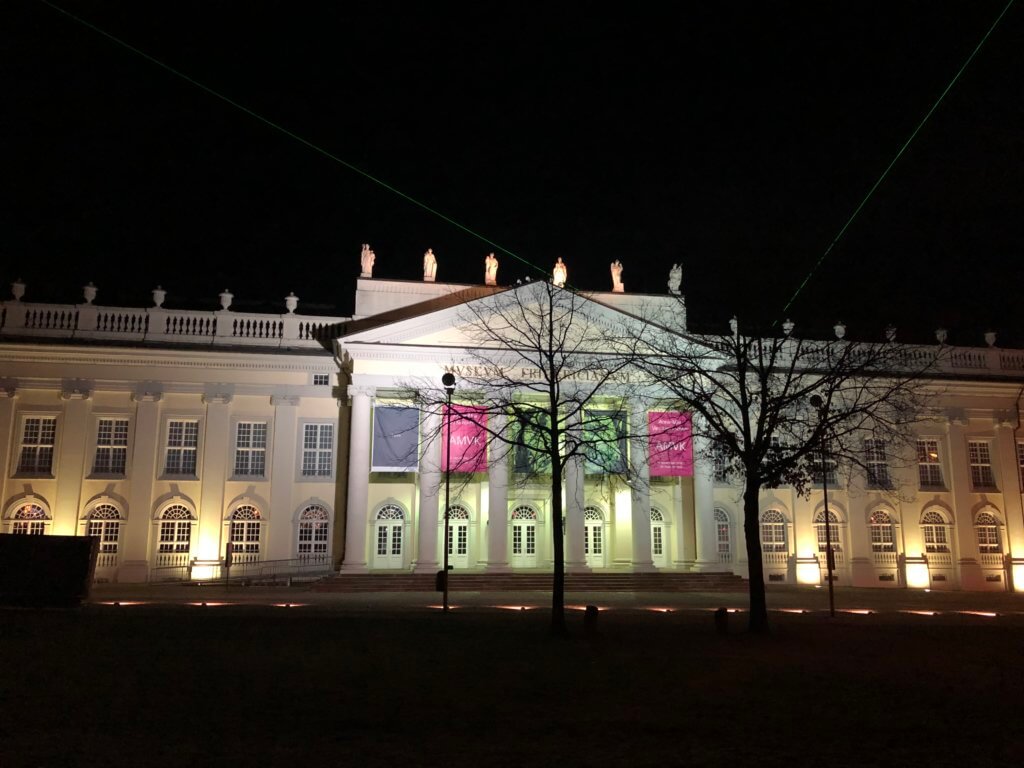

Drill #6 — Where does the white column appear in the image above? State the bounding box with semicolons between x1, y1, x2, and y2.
53;386;90;536
342;385;372;571
486;414;510;571
121;390;161;582
692;433;718;570
565;410;586;572
946;417;978;588
995;419;1024;565
414;410;441;573
267;395;299;561
0;384;17;527
197;392;232;561
630;401;654;571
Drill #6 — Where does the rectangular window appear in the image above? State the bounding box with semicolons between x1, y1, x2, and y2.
313;374;330;386
18;417;57;474
864;439;891;489
968;440;996;489
811;457;838;486
93;418;129;475
302;423;334;477
234;422;268;476
917;439;944;488
165;420;199;475
712;445;729;483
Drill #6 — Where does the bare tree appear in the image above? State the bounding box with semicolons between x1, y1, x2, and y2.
634;313;942;633
412;279;645;636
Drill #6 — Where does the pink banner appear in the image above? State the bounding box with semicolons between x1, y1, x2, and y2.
442;405;488;472
648;411;693;477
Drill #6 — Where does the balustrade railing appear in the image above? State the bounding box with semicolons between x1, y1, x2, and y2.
1;300;348;349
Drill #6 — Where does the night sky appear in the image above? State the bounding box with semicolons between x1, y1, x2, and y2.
4;1;1022;343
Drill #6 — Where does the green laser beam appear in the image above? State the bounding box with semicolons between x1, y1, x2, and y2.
778;0;1015;325
38;0;549;280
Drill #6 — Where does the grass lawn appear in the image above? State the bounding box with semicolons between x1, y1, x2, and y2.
2;601;1022;767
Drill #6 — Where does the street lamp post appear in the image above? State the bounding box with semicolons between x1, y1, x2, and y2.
810;394;836;617
441;372;456;613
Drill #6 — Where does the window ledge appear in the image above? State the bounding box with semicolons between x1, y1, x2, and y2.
12;472;54;479
919;484;947;492
229;475;267;482
160;473;199;481
88;473;127;481
971;486;999;493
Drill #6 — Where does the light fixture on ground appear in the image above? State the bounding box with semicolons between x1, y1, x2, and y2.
441;372;456;613
809;394;836;617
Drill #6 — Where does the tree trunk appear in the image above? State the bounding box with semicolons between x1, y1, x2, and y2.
549;462;566;636
743;480;770;633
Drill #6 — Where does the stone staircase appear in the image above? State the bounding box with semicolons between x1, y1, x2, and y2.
311;571;747;593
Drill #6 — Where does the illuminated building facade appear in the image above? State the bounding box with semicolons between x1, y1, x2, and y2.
1;276;1023;591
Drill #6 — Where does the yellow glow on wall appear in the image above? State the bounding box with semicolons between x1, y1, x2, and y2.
1011;560;1024;593
905;557;930;589
196;531;222;562
795;556;820;585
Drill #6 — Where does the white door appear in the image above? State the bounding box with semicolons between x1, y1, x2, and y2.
651;508;667;568
445;505;471;569
510;505;538;568
584;507;605;568
374;504;405;569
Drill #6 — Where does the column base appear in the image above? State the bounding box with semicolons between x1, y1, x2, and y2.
339;561;369;573
413;561;441;574
566;561;591;574
631;561;656;573
484;562;512;573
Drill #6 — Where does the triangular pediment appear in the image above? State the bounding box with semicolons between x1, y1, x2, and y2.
338;280;678;351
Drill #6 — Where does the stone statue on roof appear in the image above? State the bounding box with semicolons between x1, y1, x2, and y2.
668;263;682;295
423;248;437;282
552;257;567;288
610;260;624;293
360;243;375;278
484;253;499;286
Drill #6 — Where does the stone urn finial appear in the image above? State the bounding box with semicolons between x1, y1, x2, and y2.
11;278;26;301
729;316;738;335
152;286;166;308
984;330;997;347
83;282;97;305
834;321;846;339
935;328;948;344
219;288;233;311
782;319;795;336
285;292;299;314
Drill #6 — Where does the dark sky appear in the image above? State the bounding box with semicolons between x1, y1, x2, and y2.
4;1;1022;344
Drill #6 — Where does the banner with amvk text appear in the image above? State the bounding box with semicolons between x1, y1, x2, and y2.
648;411;693;477
442;405;488;472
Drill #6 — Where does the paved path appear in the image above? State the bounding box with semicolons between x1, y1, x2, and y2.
88;581;1024;619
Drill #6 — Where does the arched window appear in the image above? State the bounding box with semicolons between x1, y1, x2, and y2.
12;503;48;535
921;511;950;553
88;504;122;560
714;508;732;562
975;512;1001;554
869;510;895;552
813;509;842;552
376;504;404;520
297;504;330;558
158;504;193;554
760;510;786;552
510;505;537;520
447;504;471;520
230;505;262;558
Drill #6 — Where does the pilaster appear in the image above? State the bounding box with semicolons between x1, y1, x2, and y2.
341;385;373;570
485;414;510;571
414;410;441;573
629;402;654;571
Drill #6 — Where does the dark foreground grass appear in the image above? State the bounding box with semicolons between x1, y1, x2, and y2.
2;604;1022;767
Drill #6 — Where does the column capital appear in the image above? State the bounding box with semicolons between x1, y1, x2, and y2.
131;390;163;403
0;379;16;398
348;384;376;399
61;380;92;400
202;392;233;405
271;394;300;407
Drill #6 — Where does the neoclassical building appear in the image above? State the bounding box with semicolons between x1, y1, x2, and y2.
1;271;1022;591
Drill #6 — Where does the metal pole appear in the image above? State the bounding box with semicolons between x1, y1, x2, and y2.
821;436;836;617
443;384;453;613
